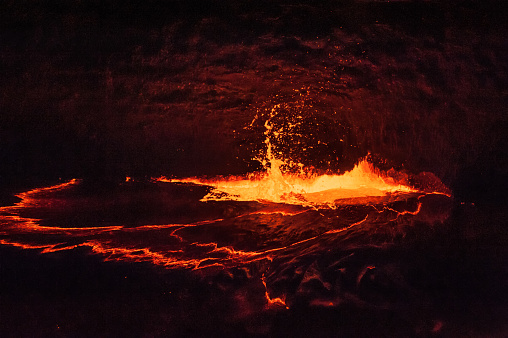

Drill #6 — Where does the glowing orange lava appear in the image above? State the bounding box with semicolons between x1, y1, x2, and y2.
157;105;432;207
163;158;418;207
262;274;288;309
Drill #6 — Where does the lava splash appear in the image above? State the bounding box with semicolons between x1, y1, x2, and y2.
158;104;446;207
163;158;420;207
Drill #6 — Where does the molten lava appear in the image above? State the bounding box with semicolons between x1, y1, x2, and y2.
165;158;417;207
158;105;426;207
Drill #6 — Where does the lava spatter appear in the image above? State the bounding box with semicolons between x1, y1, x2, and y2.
162;103;447;207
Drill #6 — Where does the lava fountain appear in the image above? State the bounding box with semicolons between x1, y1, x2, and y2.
160;103;448;207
